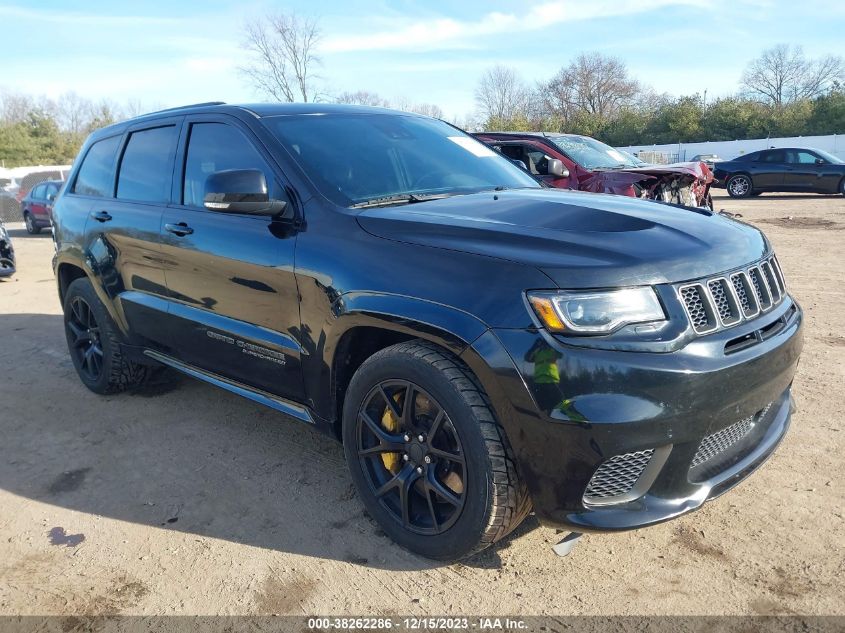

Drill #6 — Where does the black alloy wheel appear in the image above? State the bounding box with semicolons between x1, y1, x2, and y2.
342;340;531;560
356;379;466;535
66;296;104;381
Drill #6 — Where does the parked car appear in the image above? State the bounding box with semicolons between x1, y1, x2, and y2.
20;179;62;234
474;132;714;209
714;147;845;198
690;153;722;170
15;169;68;203
52;103;802;561
0;218;15;278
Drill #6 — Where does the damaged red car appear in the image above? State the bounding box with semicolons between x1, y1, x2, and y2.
475;132;714;209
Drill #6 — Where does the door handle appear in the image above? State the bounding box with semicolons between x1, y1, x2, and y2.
165;222;194;236
91;210;112;223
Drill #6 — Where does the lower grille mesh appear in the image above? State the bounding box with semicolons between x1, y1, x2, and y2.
691;402;774;469
584;449;654;501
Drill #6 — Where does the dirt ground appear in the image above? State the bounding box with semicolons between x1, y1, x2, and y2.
0;191;843;617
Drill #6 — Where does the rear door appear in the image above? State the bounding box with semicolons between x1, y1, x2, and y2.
159;114;304;402
81;117;182;348
29;184;48;222
751;150;788;190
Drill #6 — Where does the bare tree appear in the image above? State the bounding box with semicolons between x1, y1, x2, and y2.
241;12;322;102
406;102;444;119
335;90;391;107
543;53;639;121
474;65;530;125
741;44;845;106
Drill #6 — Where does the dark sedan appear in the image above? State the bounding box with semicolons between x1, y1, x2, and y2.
713;147;845;198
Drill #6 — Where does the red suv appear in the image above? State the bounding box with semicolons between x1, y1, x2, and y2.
475;132;713;209
21;180;63;234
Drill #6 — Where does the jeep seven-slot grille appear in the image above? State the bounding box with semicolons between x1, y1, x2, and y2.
584;449;654;501
691;402;774;468
678;256;786;334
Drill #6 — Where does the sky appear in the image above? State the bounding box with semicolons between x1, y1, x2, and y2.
2;0;844;121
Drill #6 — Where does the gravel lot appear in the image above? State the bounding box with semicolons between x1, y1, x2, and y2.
0;191;843;617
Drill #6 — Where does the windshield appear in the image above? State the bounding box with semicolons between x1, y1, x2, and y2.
813;149;844;164
262;114;540;207
549;135;641;170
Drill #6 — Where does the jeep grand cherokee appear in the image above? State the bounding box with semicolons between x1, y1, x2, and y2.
52;103;803;560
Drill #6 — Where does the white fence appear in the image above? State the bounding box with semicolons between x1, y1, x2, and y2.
619;134;845;163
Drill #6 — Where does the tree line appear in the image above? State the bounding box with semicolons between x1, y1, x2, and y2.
473;45;844;146
0;92;152;168
2;11;843;170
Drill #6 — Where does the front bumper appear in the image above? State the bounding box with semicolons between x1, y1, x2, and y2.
464;296;803;532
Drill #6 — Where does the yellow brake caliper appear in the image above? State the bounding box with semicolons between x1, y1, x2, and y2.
380;393;403;473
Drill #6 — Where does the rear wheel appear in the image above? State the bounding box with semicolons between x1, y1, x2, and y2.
24;212;40;234
342;341;531;560
63;277;151;394
727;175;752;198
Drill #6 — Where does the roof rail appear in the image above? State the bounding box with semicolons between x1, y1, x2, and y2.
140;101;226;117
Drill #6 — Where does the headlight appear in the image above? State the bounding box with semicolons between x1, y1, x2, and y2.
527;287;666;335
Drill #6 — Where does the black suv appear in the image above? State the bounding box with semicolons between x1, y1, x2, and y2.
52;103;803;561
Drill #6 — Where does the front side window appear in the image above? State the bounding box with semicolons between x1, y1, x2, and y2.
117;126;178;203
183;123;274;208
73;135;120;197
787;150;820;164
262;114;539;207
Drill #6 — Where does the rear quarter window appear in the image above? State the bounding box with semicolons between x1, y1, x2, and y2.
72;136;121;197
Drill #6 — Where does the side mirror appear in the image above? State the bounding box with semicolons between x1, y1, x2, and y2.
46;193;55;202
203;169;289;217
547;159;569;178
815;158;825;165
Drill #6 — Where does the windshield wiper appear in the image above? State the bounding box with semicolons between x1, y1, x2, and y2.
349;192;454;209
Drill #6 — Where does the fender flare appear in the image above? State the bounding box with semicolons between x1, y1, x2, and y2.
307;291;491;422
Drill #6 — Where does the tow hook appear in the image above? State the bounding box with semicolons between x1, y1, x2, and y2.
552;531;582;557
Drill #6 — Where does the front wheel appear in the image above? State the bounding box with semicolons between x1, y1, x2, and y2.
24;212;40;234
342;341;531;560
727;175;753;198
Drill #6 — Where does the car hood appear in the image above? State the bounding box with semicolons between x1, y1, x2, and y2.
356;189;768;288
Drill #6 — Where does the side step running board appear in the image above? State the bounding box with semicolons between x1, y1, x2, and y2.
143;350;314;424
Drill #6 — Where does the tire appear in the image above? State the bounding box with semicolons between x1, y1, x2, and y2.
342;340;531;561
63;277;151;394
840;178;845;197
24;212;40;234
727;175;752;198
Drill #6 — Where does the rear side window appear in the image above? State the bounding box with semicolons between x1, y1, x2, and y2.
760;150;785;163
117;126;178;203
182;123;272;208
73;135;120;197
32;184;46;199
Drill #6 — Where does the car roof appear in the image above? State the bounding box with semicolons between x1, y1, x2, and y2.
88;102;426;141
476;131;585;140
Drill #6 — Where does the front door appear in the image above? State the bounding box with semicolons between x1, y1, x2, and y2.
783;149;837;192
159;115;304;402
